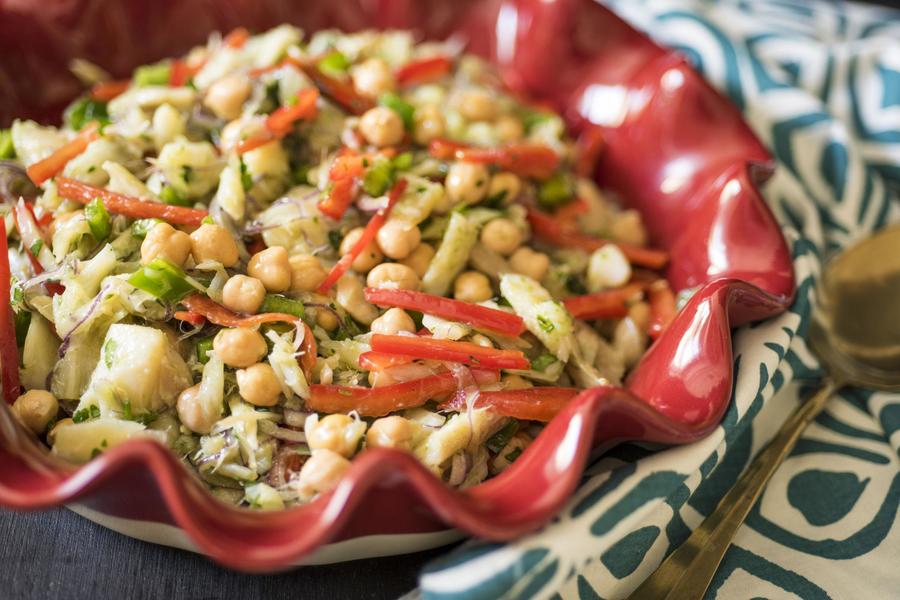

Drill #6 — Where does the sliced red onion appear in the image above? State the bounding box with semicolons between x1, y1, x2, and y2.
58;284;110;357
355;194;389;213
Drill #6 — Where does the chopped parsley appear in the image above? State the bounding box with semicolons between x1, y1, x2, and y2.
530;353;557;372
487;420;519;454
73;404;101;424
63;97;110;131
180;165;194;185
160;185;190;207
537;315;556;333
505;447;523;462
240;158;254;191
102;338;117;368
0;129;15;159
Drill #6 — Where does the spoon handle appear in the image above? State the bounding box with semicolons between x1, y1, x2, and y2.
627;380;841;600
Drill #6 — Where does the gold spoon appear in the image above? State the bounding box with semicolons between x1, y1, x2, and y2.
629;224;900;600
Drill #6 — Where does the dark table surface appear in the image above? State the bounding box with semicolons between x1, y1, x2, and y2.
0;508;456;599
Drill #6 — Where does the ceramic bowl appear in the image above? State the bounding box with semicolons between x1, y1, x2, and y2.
0;0;794;571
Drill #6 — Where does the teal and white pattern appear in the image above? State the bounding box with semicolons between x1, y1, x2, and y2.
417;1;900;598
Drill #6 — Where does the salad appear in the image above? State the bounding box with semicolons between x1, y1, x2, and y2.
0;26;679;509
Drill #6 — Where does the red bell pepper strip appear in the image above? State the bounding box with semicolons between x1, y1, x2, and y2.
27;122;100;186
439;387;580;422
525;206;669;270
647;281;677;339
395;56;452;86
428;139;560;179
56;177;208;226
358;351;414;371
316;149;366;220
370;334;530;370
179;294;297;327
0;220;21;405
308;368;499;416
364;288;525;337
223;27;250;49
574;126;605;178
297;60;374;116
174;310;206;327
562;283;645;321
237;88;320;154
317;178;408;293
89;79;131;102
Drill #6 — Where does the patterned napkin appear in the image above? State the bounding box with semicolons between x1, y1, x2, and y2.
415;1;900;598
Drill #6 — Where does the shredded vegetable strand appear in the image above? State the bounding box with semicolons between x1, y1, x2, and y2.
0;220;21;405
26;122;100;185
56;177;208;226
317;178;408;293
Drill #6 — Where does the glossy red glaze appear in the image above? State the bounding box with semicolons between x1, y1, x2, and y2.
0;0;795;571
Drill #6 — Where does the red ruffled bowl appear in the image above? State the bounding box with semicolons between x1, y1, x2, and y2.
0;0;794;571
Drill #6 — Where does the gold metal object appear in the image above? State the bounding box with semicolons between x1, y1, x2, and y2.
629;224;900;600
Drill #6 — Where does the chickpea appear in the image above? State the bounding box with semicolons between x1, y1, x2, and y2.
189;223;239;267
453;271;492;303
413;104;446;145
295;448;350;499
204;75;251;120
370;308;416;335
480;218;523;256
222;274;266;314
316;309;339;331
495;115;524;142
509;247;550;281
351;58;395;100
366;263;420;291
289;254;327;292
335;275;378;325
307;414;364;457
376;220;421;260
487;172;522;204
610;210;648;246
359;106;404;147
247;247;291;293
502;374;533;390
366;416;413;451
457;89;498;122
12;390;58;434
141;222;192;267
399;243;435;278
47;417;74;445
236;363;282;407
213;328;267;368
176;384;217;434
445;161;490;205
340;227;383;273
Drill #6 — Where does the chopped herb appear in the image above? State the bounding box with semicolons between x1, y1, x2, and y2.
496;296;512;307
44;417;58;434
482;191;508;209
505;447;523;462
0;129;15;159
565;273;588;295
85;197;111;241
73;404;101;424
28;240;43;256
378;92;415;130
90;448;102;459
196;337;214;364
122;400;158;426
392;152;413;170
102;338;118;368
180;165;194;185
263;80;281;113
536;315;555;333
201;216;215;225
487;420;519;453
63;97;110;131
318;51;351;76
537;172;575;208
327;230;343;250
520;108;553;132
133;63;172;87
14;309;31;348
240;158;254;191
530;353;557;372
160;185;190;207
291;163;310;185
132;218;163;239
